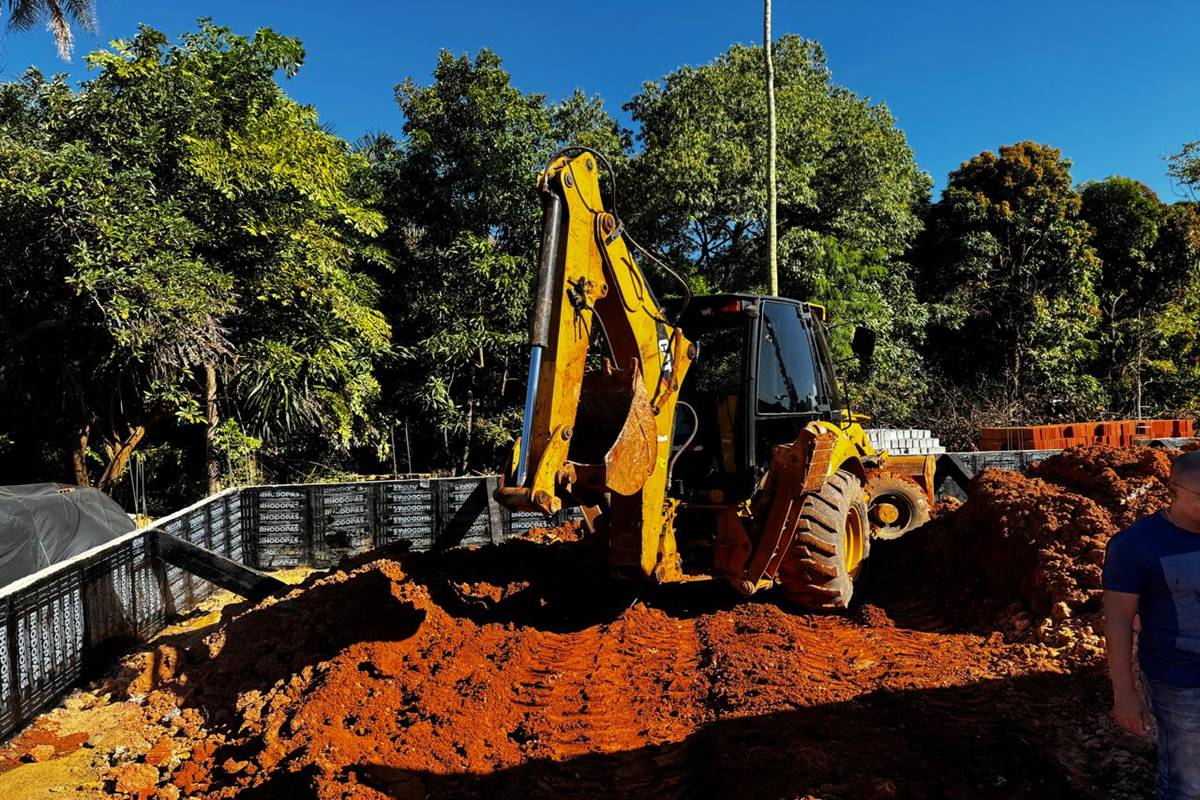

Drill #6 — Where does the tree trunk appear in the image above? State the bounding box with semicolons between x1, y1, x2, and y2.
72;416;94;487
205;362;222;495
1010;343;1022;419
1135;311;1144;420
460;391;475;475
96;425;149;493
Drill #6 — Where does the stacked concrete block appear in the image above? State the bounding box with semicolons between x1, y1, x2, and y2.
865;428;947;455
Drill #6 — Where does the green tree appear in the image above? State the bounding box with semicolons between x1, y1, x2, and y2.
366;50;627;472
1079;178;1197;413
916;142;1103;419
1169;140;1200;197
1140;202;1200;413
4;0;96;58
0;22;389;492
624;36;932;421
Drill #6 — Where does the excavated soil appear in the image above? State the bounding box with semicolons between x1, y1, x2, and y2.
881;444;1177;649
108;550;1122;800
6;443;1192;799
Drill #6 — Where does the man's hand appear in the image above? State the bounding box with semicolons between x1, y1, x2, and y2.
1105;590;1146;735
1113;685;1151;735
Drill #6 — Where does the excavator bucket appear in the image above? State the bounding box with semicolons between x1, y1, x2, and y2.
570;359;657;496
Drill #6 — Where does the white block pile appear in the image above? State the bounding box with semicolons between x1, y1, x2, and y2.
865;428;946;455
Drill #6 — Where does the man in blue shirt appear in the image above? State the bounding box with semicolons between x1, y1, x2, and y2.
1105;451;1200;800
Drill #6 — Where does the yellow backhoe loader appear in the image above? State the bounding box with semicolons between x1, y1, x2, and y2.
495;148;934;609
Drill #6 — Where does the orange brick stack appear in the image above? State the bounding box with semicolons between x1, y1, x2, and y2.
979;419;1195;451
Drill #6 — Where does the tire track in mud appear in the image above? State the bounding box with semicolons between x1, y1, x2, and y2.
111;530;1155;800
510;606;706;797
698;601;1001;714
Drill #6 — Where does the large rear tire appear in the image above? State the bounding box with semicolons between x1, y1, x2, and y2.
776;469;870;611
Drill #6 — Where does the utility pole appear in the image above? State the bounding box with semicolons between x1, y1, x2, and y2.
764;0;778;296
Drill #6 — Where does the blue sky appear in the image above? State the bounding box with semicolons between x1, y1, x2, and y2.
1;1;1196;199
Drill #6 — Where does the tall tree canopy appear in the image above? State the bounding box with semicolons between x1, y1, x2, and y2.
0;22;388;491
624;36;932;418
1079;178;1200;412
916;142;1103;418
4;20;1200;502
362;50;626;473
1169;140;1200;197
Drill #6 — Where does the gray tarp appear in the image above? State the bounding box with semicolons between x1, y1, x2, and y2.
0;484;134;587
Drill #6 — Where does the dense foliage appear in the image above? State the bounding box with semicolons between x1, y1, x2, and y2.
624;36;932;419
0;22;389;502
915;142;1105;416
361;51;624;474
0;21;1197;509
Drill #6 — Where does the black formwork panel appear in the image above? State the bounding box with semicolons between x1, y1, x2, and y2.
958;450;1060;475
159;503;221;614
0;599;12;735
378;480;435;551
435;477;502;549
0;476;585;743
310;484;374;567
223;492;245;565
936;450;1063;500
153;490;240;613
0;487;249;743
504;499;582;538
195;493;241;578
4;566;85;734
251;487;310;569
973;451;1023;473
1023;450;1057;468
506;508;558;537
80;542;136;647
84;534;164;647
185;506;218;605
159;513;197;616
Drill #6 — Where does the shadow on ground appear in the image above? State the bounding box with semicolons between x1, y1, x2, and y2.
240;667;1147;800
389;534;755;633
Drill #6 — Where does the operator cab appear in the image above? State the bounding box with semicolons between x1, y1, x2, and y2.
670;294;865;504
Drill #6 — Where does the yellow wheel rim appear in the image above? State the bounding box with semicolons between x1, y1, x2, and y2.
873;502;901;525
844;505;866;579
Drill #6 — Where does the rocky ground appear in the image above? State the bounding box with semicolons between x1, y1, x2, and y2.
0;444;1178;799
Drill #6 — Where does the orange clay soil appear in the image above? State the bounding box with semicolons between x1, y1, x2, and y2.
883;444;1177;631
3;444;1180;799
117;553;1082;800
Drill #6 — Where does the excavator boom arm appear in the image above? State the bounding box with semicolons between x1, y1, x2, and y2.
495;150;693;578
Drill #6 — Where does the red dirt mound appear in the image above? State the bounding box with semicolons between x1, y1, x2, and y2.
126;555;1123;800
85;522;1154;800
886;444;1178;635
1028;444;1173;527
8;488;1166;799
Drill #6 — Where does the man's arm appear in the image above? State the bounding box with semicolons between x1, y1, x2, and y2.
1104;589;1150;735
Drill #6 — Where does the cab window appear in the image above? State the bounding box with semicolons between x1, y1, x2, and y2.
756;301;821;414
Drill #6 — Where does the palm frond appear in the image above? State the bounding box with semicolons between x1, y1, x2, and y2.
5;0;98;58
45;2;73;60
6;0;41;31
64;0;96;31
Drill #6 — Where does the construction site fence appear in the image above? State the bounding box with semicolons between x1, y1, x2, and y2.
2;441;1187;742
0;476;572;742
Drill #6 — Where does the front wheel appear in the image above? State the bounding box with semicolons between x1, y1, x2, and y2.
776;469;870;611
